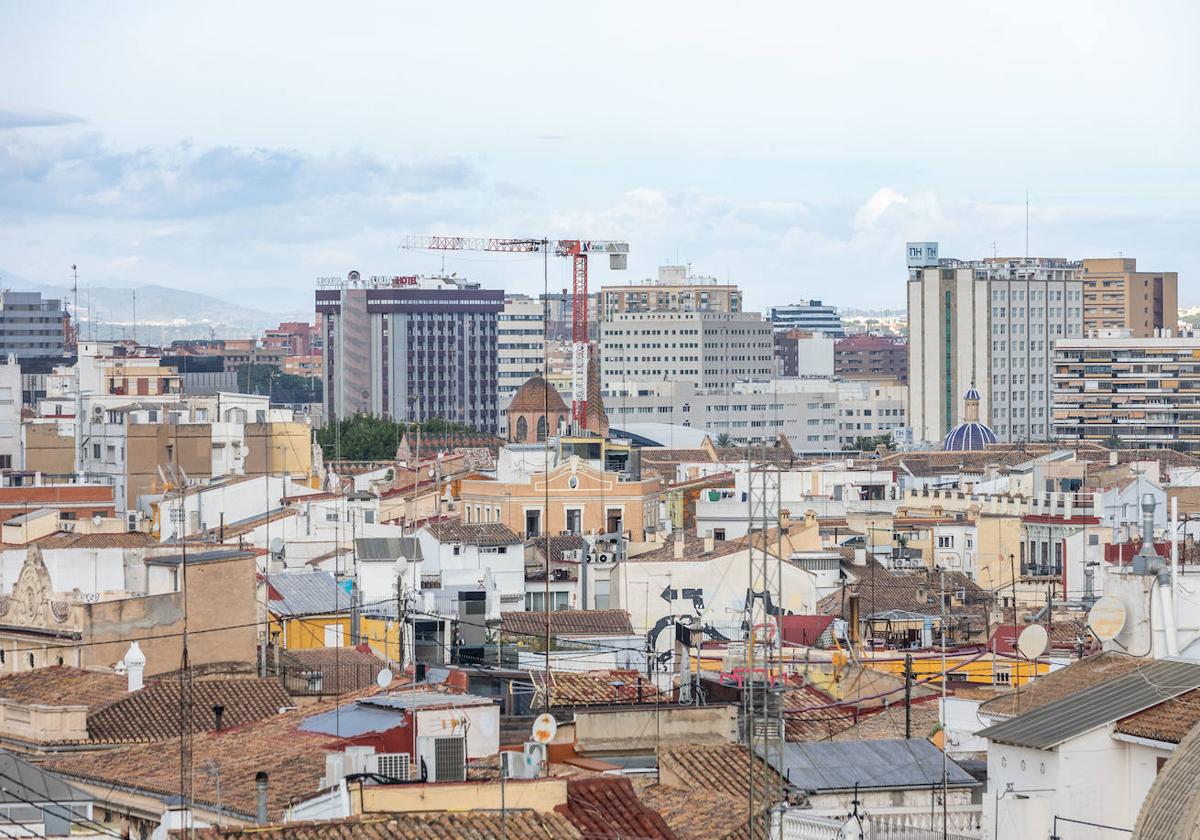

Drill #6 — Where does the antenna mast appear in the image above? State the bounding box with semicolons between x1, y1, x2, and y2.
1024;191;1030;260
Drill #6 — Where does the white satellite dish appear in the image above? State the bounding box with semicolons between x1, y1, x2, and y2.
376;668;393;689
531;712;557;744
92;514;103;527
269;537;285;557
1088;596;1127;642
1016;624;1049;660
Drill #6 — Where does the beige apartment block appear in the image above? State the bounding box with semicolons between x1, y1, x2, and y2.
1081;257;1178;337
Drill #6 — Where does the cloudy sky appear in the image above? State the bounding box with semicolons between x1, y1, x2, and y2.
1;1;1197;314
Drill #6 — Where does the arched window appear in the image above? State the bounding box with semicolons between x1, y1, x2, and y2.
515;416;528;441
27;653;34;669
536;416;547;441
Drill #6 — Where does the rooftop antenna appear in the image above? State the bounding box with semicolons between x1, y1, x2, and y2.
71;265;79;347
132;288;137;345
1024;191;1030;260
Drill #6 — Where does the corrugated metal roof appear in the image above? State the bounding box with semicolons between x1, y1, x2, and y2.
771;739;977;792
0;750;91;804
355;536;421;562
266;570;345;617
979;658;1200;750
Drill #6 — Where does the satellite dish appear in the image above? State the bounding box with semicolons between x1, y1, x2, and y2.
1088;596;1127;642
1016;624;1049;660
92;514;103;527
270;537;285;557
376;668;393;689
531;712;557;744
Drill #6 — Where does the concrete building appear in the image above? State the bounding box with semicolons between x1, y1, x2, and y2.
834;334;909;384
0;291;70;360
836;380;907;447
906;241;1084;446
769;300;844;336
599;265;741;322
0;358;20;470
496;295;545;433
602;378;841;451
1080;257;1178;337
772;330;834;379
600;310;774;391
1053;329;1200;451
262;321;318;355
316;272;502;427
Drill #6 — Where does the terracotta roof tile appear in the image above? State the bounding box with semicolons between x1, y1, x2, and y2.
33;531;158;549
1115;687;1200;744
557;776;676;840
508;375;569;414
279;648;388;695
1132;717;1200;840
502;609;633;639
423;521;521;546
979;650;1146;719
49;691;383;820
657;743;788;803
0;666;127;712
87;677;291;743
178;812;582;840
634;780;749;840
533;669;670;707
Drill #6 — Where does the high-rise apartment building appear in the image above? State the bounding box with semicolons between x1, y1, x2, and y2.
599;310;774;392
769;300;845;336
599;266;741;322
316;273;502;427
907;242;1084;445
1080;257;1178;338
1053;329;1200;452
496;295;546;433
0;291;70;359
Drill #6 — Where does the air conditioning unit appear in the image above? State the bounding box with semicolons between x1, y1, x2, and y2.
371;752;411;782
417;735;466;783
321;746;377;787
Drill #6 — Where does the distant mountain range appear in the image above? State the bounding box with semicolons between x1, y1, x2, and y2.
0;268;310;342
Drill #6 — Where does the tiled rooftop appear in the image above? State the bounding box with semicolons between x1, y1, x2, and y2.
34;531;158;549
424;521;522;546
657;743;788;803
533;669;670;707
50;692;380;820
979;651;1146;720
280;648;389;695
0;666;128;713
634;779;749;840
501;609;633;639
87;677;291;743
556;776;676;840
178;812;582;840
1115;687;1200;745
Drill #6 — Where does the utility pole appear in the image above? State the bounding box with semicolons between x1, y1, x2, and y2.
940;568;948;840
903;653;914;739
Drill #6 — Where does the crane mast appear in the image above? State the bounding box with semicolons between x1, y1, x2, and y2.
401;235;628;431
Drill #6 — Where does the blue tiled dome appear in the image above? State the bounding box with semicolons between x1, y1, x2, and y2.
964;386;981;402
943;422;998;451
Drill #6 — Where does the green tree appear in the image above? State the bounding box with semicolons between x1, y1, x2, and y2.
316;414;407;461
715;432;733;448
843;434;894;453
237;364;321;403
1102;434;1123;450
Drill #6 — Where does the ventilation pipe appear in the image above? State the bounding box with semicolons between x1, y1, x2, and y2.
255;772;268;824
123;642;145;692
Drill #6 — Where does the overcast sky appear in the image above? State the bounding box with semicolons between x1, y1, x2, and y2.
1;1;1197;313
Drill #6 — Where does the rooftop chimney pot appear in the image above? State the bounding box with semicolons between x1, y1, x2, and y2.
123;641;146;692
255;772;268;824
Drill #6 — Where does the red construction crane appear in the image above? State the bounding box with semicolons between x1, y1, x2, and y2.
402;235;629;431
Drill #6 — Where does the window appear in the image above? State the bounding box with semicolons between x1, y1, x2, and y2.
92;444;101;459
713;528;726;542
937;535;955;549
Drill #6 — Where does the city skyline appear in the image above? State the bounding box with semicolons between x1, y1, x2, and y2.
1;1;1197;314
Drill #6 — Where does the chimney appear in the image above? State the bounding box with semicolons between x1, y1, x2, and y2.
673;532;685;560
213;704;225;732
1109;450;1118;467
255;772;269;824
124;641;146;692
703;530;715;554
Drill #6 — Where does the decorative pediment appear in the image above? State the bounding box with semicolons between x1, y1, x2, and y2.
6;546;72;629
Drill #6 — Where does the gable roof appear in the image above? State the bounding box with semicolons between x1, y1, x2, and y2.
657;743;788;803
1115;687;1200;745
533;669;669;707
87;678;291;743
979;651;1146;719
279;648;388;695
501;609;633;639
979;658;1200;750
423;521;522;546
773;739;977;793
817;561;989;629
556;776;676;840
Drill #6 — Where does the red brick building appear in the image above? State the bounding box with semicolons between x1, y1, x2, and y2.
834;334;908;384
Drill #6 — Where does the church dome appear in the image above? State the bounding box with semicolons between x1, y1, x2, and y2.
943;385;996;451
509;375;568;414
